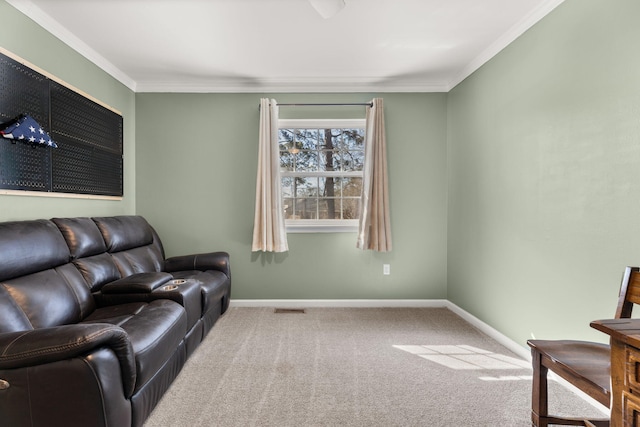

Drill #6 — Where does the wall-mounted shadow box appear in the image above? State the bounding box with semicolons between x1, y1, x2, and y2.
0;48;123;198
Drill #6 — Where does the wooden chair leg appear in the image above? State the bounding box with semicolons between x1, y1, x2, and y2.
531;349;549;427
530;349;609;427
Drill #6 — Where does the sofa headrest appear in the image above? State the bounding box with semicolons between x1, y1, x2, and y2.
52;217;108;259
92;216;154;252
0;219;70;281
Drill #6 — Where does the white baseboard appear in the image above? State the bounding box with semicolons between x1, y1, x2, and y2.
228;298;608;415
230;299;449;308
443;301;531;360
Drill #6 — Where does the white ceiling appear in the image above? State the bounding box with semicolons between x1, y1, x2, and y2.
7;0;564;93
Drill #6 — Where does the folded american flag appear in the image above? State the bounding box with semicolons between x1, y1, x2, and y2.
0;114;58;148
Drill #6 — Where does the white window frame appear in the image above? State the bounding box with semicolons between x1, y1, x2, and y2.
278;118;365;233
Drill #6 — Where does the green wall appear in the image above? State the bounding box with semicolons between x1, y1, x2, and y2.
135;93;448;300
0;1;136;221
447;0;640;345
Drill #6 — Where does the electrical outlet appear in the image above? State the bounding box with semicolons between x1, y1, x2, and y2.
383;264;390;275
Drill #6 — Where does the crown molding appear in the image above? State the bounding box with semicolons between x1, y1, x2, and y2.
5;0;137;91
446;0;565;90
134;77;449;94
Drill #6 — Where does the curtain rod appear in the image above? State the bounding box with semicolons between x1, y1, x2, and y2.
277;102;372;107
260;102;373;109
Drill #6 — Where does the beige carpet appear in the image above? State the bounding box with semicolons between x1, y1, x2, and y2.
144;307;605;426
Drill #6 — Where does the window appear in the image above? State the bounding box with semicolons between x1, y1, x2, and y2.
278;119;365;233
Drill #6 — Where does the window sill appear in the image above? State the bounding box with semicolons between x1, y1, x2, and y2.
286;220;358;234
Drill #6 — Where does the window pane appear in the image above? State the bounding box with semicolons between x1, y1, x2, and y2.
342;177;362;197
294;151;318;172
339;129;365;150
279;129;295;146
279;129;301;159
280;151;294;171
318;199;340;220
294;198;317;219
318;128;334;150
319;177;340;197
341;149;364;172
319;150;339;171
281;177;294;198
283;197;294;219
294;177;318;197
298;129;319;150
342;198;361;219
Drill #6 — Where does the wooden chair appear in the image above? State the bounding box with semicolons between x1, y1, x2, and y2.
527;266;640;427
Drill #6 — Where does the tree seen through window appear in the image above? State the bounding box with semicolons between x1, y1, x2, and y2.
279;125;364;221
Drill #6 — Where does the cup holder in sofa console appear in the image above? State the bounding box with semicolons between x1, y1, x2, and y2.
162;279;187;291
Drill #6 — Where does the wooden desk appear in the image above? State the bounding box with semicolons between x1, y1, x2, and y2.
591;318;640;427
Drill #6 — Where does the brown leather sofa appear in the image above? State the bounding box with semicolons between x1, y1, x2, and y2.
0;215;231;427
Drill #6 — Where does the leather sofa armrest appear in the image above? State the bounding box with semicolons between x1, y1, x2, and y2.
0;324;136;397
164;251;230;278
101;272;173;294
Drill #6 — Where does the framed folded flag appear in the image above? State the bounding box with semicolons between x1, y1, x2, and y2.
0;114;58;148
0;48;123;197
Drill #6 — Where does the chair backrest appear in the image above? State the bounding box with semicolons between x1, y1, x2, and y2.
616;266;640;318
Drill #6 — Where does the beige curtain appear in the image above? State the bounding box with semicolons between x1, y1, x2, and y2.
251;98;289;252
357;98;392;252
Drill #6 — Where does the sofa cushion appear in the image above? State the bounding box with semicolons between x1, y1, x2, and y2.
82;302;148;326
82;299;187;392
52;217;107;259
0;285;32;333
93;216;164;276
0;219;69;281
1;269;85;331
73;252;122;292
93;216;154;252
54;263;97;319
110;246;164;276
